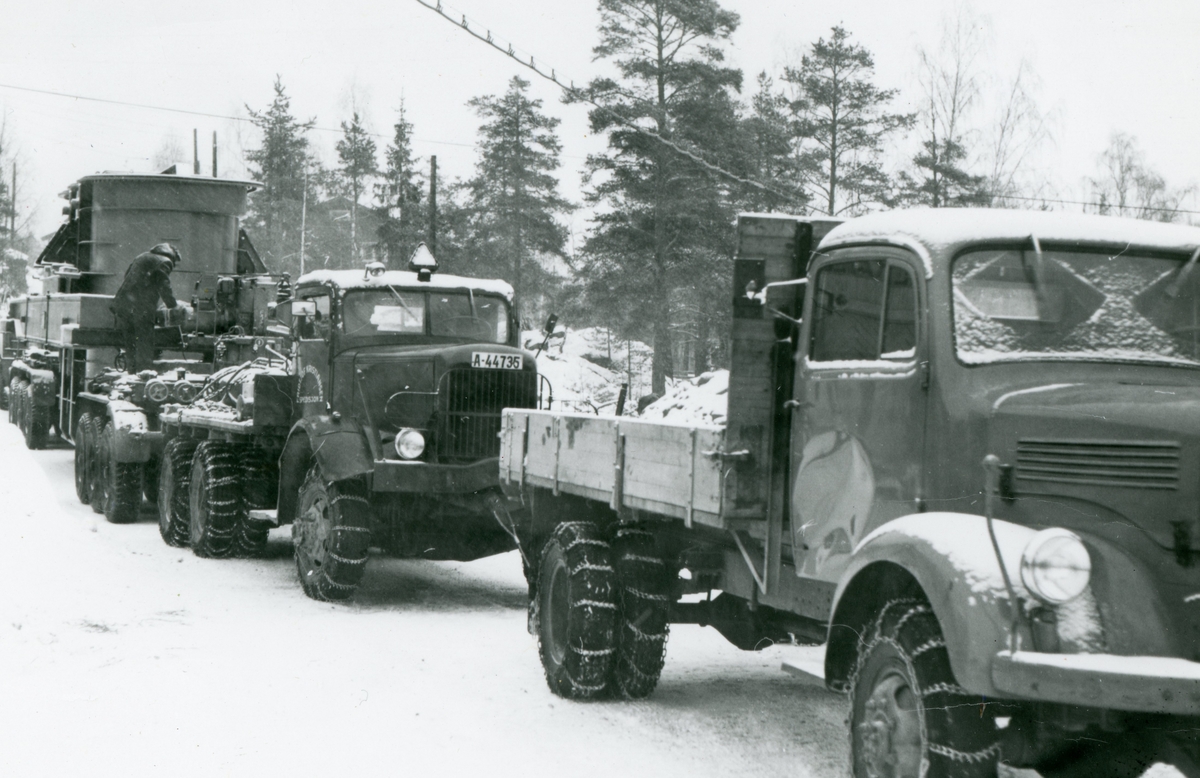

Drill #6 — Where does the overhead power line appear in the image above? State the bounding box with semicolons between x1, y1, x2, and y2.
0;82;476;151
991;192;1200;217
413;0;803;204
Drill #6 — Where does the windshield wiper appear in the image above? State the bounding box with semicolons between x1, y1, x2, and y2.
1167;246;1200;298
1024;234;1048;320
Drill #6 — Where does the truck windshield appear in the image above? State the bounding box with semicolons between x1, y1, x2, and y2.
953;248;1200;367
341;289;510;344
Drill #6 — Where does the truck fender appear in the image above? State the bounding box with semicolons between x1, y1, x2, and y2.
825;512;1041;698
12;360;56;407
105;400;157;463
276;416;374;525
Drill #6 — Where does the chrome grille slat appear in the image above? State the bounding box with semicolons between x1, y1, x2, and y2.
1015;438;1180;490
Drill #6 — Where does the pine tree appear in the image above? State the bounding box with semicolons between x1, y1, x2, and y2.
245;76;315;277
375;102;425;267
576;0;743;393
740;71;800;213
898;14;990;208
783;26;912;216
336;112;378;262
464;76;571;324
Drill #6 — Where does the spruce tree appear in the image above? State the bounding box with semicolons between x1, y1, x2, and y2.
245;76;315;276
576;0;742;392
375;102;425;267
336;112;378;262
464;76;571;324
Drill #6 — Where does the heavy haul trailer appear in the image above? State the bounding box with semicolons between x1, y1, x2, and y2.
499;210;1200;775
157;252;552;599
1;171;282;524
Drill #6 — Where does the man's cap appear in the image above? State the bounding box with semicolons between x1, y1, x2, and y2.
149;243;181;265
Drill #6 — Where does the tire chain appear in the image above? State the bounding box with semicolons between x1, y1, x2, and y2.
191;441;243;558
159;438;198;548
538;521;617;700
850;598;1001;777
610;525;671;699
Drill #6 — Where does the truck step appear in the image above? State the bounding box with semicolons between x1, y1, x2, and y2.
248;509;278;526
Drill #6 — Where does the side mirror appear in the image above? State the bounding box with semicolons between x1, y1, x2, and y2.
292;300;317;319
543;313;558;335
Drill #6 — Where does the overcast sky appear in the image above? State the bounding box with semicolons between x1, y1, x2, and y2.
2;0;1199;243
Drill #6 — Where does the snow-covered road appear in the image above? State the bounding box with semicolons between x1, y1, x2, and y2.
0;423;846;778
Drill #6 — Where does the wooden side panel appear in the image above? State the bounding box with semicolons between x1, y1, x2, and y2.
499;410;726;526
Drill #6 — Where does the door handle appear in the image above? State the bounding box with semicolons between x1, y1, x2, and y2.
783;399;814;411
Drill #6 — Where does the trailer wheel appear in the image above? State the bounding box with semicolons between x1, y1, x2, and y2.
158;438;198;548
188;440;241;559
537;522;617;700
8;377;22;425
87;415;107;515
101;421;143;524
24;386;49;450
293;466;370;601
609;526;670;699
850;599;999;778
232;445;276;558
74;412;94;504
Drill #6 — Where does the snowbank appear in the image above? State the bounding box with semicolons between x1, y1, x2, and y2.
639;370;729;427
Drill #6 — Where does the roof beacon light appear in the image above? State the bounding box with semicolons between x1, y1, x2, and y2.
364;260;387;280
408;243;439;282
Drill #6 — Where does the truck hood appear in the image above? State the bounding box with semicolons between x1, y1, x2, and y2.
989;381;1200;551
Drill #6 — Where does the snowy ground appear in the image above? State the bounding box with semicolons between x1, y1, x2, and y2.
0;424;847;778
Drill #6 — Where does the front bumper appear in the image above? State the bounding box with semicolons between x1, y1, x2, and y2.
992;650;1200;715
371;457;498;494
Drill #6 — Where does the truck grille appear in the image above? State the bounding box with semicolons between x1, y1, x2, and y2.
434;368;546;463
1015;439;1180;490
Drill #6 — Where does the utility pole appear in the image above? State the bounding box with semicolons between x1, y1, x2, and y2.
9;162;15;243
299;163;308;277
212;131;218;177
193;129;200;175
428;155;438;257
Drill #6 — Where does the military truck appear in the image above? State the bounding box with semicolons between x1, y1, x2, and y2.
157;248;550;600
1;171;282;524
496;210;1200;775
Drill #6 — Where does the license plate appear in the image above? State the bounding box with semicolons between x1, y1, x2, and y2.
471;352;523;370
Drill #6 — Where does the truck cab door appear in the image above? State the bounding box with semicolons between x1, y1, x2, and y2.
791;249;927;583
294;291;333;417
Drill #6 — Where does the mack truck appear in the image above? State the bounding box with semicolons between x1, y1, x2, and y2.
156;248;550;599
1;171;282;524
495;209;1200;776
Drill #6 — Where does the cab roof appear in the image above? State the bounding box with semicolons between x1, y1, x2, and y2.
820;208;1200;279
296;268;515;301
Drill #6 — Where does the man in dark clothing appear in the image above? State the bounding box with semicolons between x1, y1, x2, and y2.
111;243;181;373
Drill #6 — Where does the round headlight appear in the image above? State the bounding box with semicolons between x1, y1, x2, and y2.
395;428;425;460
1020;528;1091;605
145;379;171;404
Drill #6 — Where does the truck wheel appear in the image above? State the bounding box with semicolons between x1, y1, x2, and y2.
24;387;49;450
293;466;371;601
232;446;276;558
609;526;670;699
101;421;144;524
74;412;94;504
537;522;617;700
158;438;198;548
87;416;107;515
850;599;999;778
188;440;242;559
8;377;22;425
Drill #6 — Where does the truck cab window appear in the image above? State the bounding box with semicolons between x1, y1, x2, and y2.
810;259;916;362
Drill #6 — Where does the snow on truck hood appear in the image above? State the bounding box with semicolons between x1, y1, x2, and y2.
296;269;514;301
820;208;1200;278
